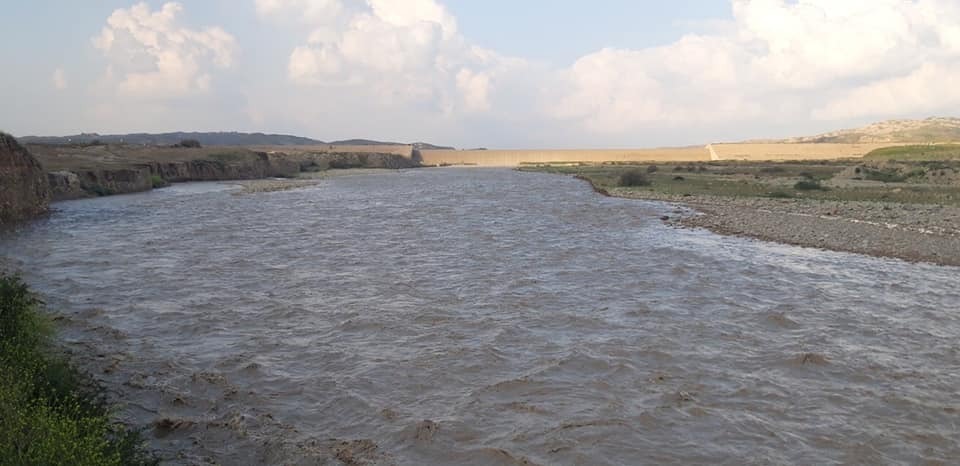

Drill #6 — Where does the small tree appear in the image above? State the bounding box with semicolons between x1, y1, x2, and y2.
175;139;202;148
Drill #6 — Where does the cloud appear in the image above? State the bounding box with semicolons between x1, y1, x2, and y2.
550;0;960;134
813;62;960;120
52;68;67;90
255;0;343;22
265;0;524;116
92;2;237;98
244;0;960;146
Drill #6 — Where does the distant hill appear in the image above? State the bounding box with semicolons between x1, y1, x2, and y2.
19;132;323;146
19;132;455;149
757;117;960;144
330;139;455;150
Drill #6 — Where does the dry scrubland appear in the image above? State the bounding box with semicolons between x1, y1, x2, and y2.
523;145;960;266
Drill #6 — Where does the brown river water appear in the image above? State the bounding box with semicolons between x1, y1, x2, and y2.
2;168;959;465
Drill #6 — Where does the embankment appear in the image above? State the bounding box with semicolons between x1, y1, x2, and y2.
421;148;710;167
421;143;909;167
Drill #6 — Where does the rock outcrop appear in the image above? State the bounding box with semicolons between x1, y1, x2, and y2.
0;133;50;224
47;171;84;200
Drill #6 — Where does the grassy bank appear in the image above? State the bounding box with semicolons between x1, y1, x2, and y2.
0;274;156;466
520;158;960;206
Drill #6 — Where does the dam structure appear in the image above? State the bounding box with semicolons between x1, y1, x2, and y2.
419;143;906;167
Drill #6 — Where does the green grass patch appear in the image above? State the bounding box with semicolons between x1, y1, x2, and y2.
149;175;168;189
0;275;157;466
521;161;960;206
865;144;960;161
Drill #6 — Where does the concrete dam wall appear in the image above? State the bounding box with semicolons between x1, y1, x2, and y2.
421;143;907;167
420;148;711;167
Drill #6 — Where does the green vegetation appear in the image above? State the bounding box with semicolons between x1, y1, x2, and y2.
865;144;960;161
521;160;960;206
618;169;651;187
149;175;168;189
862;168;908;183
0;275;157;466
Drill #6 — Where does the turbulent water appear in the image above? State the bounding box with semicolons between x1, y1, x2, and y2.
2;169;959;465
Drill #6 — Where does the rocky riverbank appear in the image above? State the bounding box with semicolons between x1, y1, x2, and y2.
608;187;960;266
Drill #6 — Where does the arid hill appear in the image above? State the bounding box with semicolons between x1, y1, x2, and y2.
758;117;960;144
17;132;454;149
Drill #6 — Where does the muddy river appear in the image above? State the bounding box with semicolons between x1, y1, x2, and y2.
2;168;959;465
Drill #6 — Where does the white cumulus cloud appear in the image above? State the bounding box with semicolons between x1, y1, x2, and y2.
252;0;960;145
52;68;68;90
551;0;960;134
265;0;524;115
92;2;237;98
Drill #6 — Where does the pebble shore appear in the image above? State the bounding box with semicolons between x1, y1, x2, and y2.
610;188;960;267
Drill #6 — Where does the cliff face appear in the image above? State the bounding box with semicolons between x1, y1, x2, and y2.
31;144;421;201
144;152;301;183
0;133;51;224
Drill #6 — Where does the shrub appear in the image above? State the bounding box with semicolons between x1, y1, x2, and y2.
149;175;168;189
0;275;158;466
173;139;201;148
864;168;907;183
618;169;651;187
646;165;659;173
794;180;825;190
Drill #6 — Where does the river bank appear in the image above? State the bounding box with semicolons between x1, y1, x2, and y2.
527;160;960;267
616;188;960;266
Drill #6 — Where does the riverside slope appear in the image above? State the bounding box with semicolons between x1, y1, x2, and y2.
0;133;50;225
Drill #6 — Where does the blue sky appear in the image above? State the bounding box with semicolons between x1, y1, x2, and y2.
2;1;959;148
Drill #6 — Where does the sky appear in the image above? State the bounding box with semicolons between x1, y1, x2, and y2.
2;0;960;148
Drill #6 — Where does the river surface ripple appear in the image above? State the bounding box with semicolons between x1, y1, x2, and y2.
2;168;959;465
